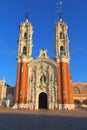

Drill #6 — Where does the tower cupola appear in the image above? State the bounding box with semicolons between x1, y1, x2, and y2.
18;17;33;57
55;1;70;59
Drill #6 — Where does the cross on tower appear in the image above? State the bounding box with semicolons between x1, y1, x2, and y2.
57;1;63;20
25;12;29;19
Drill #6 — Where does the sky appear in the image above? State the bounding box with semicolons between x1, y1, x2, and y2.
0;0;87;86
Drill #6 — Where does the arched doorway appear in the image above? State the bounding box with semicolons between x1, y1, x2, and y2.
74;100;81;108
39;92;47;109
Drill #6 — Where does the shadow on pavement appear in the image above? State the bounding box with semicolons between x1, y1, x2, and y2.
0;111;87;130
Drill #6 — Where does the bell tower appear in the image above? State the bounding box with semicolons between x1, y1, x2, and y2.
55;18;69;58
14;17;33;109
55;1;74;109
18;17;33;57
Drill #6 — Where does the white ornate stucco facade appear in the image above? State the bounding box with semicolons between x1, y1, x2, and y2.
27;50;58;110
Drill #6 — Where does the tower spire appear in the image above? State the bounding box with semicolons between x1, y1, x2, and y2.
57;0;63;20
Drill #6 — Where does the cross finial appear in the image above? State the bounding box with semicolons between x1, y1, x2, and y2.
25;12;29;20
57;1;63;20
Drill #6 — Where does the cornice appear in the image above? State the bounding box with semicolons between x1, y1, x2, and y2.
56;56;70;63
28;57;57;67
17;56;33;63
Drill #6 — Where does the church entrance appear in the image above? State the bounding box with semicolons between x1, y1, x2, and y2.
39;92;47;109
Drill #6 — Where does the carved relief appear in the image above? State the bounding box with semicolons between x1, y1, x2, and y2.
27;59;58;110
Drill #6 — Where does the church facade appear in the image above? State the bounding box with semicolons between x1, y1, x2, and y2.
14;16;75;110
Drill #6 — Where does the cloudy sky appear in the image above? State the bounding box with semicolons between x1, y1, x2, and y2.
0;0;87;86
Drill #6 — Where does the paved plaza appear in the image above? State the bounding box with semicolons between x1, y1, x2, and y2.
0;109;87;130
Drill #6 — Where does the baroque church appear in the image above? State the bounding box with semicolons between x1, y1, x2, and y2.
13;13;87;110
0;4;87;110
14;16;73;110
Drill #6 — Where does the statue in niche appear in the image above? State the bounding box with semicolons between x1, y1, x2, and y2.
40;75;46;83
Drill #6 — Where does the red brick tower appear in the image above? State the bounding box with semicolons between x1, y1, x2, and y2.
14;17;33;109
55;2;74;109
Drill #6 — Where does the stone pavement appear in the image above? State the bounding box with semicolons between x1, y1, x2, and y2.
0;109;87;130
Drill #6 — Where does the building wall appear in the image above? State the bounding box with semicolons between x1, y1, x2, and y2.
0;80;6;105
0;80;6;99
0;81;15;106
72;83;87;107
1;79;87;109
6;86;15;106
0;84;2;98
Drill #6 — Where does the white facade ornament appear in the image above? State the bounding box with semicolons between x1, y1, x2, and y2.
27;57;58;110
39;49;48;58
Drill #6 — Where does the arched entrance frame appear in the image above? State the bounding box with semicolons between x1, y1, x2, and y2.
36;91;48;110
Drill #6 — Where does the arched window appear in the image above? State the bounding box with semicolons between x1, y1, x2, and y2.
23;46;27;55
60;46;64;51
74;100;81;105
81;86;87;94
83;100;87;105
74;100;81;108
60;32;63;39
24;32;28;39
60;46;64;55
72;87;80;94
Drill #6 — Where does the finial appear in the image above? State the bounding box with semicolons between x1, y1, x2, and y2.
25;12;29;20
57;1;63;20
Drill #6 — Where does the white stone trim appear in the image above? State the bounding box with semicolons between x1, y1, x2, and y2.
13;103;28;109
12;104;18;109
57;59;70;63
73;97;87;100
56;55;70;63
59;104;75;110
60;58;70;63
13;103;75;110
73;82;87;84
28;58;57;67
17;57;33;63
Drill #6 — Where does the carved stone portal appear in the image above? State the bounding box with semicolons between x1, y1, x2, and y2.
27;58;58;110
